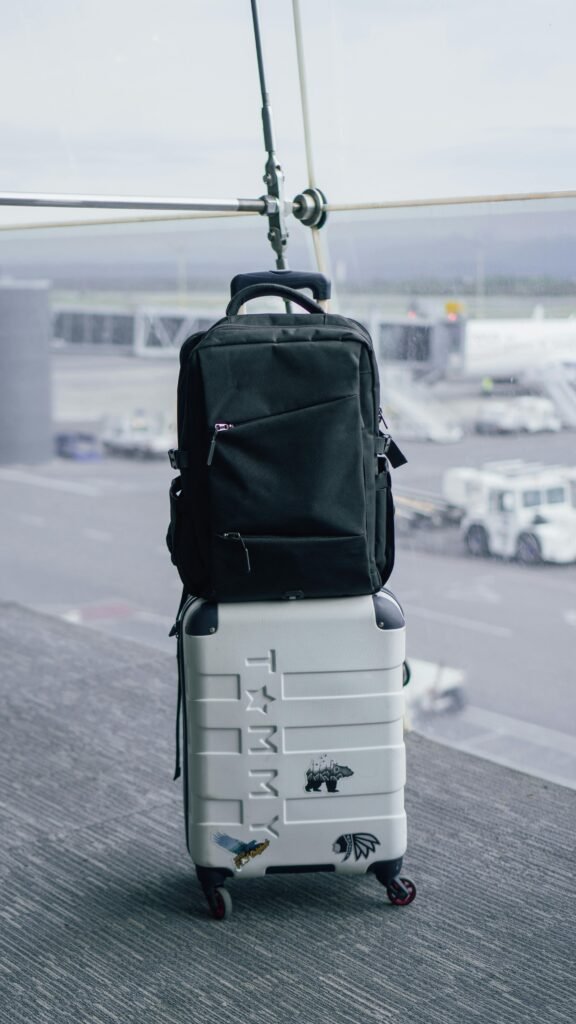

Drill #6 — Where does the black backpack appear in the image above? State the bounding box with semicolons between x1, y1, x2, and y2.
166;280;406;602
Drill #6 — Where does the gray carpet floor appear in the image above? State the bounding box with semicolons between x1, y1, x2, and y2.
0;601;574;1024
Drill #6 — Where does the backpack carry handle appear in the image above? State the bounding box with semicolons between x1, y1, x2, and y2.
230;270;331;302
226;283;326;317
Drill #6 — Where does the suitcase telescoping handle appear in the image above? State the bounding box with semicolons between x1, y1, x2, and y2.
230;270;331;302
226;283;326;317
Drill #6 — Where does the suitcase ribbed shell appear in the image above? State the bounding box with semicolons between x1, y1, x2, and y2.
181;592;407;878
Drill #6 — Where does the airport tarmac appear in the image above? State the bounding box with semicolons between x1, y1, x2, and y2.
1;350;575;790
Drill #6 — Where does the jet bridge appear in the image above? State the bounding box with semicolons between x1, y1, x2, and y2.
372;314;465;377
379;366;463;443
528;364;576;428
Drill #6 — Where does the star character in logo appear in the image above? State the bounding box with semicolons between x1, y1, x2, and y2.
245;686;276;714
212;832;271;870
332;833;381;862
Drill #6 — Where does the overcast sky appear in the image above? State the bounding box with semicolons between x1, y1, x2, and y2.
1;0;576;228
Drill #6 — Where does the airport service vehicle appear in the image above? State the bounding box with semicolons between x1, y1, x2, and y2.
54;431;102;460
474;396;561;435
101;411;176;459
443;461;576;564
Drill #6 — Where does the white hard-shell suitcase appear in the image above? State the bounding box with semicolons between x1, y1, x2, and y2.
174;589;416;918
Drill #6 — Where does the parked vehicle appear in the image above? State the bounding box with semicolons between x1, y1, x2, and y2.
54;431;102;460
394;488;464;528
475;396;562;435
404;659;466;716
443;460;576;564
101;411;176;459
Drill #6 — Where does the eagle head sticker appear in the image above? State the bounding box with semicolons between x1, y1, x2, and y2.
211;832;270;871
333;833;381;862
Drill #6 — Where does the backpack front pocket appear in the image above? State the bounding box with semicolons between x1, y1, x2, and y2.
208;395;366;539
213;532;375;601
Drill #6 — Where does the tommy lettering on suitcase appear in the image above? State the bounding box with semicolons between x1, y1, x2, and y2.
167;271;416;919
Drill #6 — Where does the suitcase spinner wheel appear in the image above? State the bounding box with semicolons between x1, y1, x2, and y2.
385;877;417;906
195;866;234;919
207;886;233;920
372;858;417;907
201;873;416;919
199;868;417;918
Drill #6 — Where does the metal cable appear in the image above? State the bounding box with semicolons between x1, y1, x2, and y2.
326;189;576;212
292;0;316;189
251;0;269;109
0;210;255;233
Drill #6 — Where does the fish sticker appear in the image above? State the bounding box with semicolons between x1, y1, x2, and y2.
211;832;270;870
332;833;381;862
305;755;354;793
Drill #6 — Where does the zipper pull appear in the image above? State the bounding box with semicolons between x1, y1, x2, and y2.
222;531;252;574
207;422;234;465
379;407;389;429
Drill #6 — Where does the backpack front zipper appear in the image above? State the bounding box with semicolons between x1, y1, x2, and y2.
207;422;235;465
220;531;252;573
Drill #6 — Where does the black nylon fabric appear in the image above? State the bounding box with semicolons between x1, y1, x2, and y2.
168;311;399;601
210;397;364;536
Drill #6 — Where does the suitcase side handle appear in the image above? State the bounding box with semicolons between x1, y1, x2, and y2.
226;283;325;316
230;270;331;301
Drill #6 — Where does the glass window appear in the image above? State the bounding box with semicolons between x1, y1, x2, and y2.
490;490;515;512
379;324;431;362
522;490;541;507
1;0;575;799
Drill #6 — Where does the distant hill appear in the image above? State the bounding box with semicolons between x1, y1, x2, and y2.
1;205;575;292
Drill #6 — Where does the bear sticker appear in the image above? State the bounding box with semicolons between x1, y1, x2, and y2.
305;755;354;793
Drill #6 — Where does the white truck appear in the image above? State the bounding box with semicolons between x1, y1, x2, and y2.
474;396;561;435
442;460;576;564
101;411;176;459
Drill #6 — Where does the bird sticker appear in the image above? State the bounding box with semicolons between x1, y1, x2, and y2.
332;833;381;863
211;832;271;870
